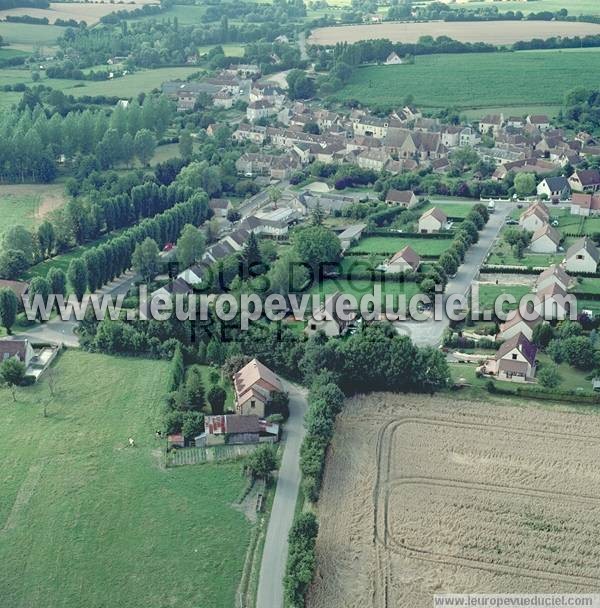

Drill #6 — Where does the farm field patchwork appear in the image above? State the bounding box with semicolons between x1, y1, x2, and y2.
308;394;600;608
0;351;251;608
445;0;600;16
329;49;600;111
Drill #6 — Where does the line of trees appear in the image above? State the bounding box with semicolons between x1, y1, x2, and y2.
0;97;172;183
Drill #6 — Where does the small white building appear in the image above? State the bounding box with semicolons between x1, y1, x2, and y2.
564;237;600;273
0;339;34;367
537;176;570;202
247;100;276;123
529;223;561;254
534;282;574;320
384;52;404;65
418;207;448;234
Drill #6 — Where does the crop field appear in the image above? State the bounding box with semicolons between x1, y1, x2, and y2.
349;235;452;256
0;184;67;242
309;20;600;46
198;44;246;57
329;49;600;112
308;393;600;608
0;1;156;25
0;351;251;608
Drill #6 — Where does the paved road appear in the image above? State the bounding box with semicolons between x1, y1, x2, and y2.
13;269;141;347
237;180;292;219
394;203;512;347
256;381;308;608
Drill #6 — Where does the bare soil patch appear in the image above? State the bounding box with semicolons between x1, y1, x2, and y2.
308;394;600;608
0;1;157;25
308;20;600;46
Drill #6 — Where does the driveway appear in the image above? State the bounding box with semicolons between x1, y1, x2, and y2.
394;203;512;347
256;381;308;608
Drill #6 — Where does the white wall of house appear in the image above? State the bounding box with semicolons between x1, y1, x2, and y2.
418;216;444;233
530;234;558;254
565;250;598;273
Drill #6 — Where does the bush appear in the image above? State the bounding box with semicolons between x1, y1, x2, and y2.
284;513;319;608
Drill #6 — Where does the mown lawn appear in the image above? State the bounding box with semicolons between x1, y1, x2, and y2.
0;351;251;608
423;199;478;218
331;49;600;111
476;283;531;312
310;277;420;306
487;238;571;268
349;235;452;257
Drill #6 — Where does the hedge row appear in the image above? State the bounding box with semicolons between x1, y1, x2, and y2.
488;381;600;404
347;250;439;260
480;265;600;279
363;230;454;239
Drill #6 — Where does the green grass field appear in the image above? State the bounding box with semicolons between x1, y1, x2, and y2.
310;277;420;304
0;66;201;108
0;351;251;608
443;0;600;16
198;44;246;58
350;235;452;256
487;236;573;268
331;49;600;113
0;183;67;242
422;199;478;218
0;22;61;51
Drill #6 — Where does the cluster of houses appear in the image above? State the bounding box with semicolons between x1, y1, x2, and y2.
481;233;599;383
182;358;284;449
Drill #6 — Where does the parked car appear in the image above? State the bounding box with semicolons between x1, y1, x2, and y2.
505;219;518;225
163;243;174;252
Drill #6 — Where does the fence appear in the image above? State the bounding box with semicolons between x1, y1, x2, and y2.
166;443;258;467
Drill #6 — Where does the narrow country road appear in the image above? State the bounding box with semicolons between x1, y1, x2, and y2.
394;202;512;347
256;381;308;608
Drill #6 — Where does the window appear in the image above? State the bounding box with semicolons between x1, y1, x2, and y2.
577;254;584;260
512;353;518;360
251;400;256;409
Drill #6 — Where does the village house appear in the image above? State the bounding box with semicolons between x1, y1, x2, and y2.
233;358;284;418
492;158;556;181
384;128;445;161
232;124;266;145
337;224;366;251
506;116;524;129
0;339;34;366
526;114;551;131
570;192;600;216
352;115;389;139
459;126;480;148
418;207;448;233
305;291;356;338
492;332;537;382
198;415;279;447
519;202;550;232
568;168;600;193
247;100;277;123
536;176;570;202
385;189;418;208
535;264;573;293
357;148;391;171
385;246;421;273
151;277;194;300
213;90;234;109
534;282;574;320
529;223;561;254
564;237;600;273
497;310;542;343
209;198;232;218
384;52;404;65
478;114;503;136
177;263;206;287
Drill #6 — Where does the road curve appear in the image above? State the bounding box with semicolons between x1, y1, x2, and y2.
256;381;308;608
